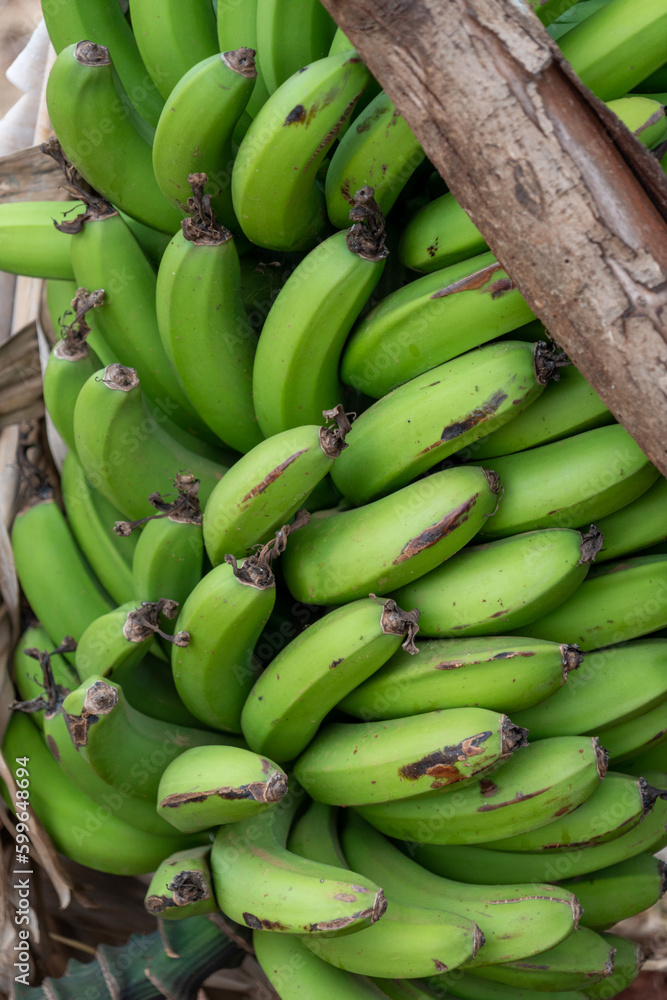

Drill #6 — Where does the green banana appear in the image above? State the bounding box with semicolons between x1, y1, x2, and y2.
253;930;391;1000
583;934;644;999
111;650;213;728
40;0;164;126
468;927;615;993
155;174;261;453
45;43;182;233
547;0;612;41
516;555;667;649
215;0;270;118
340;811;583;968
338;636;583;721
59;674;243;800
231;50;370;250
60;449;136;606
172;517;305;732
281;465;502;605
470;363;613;460
529;0;580;26
511;638;667;738
255;0;337;94
332;338;558;505
1;710;192;875
354;736;608;845
595;698;667;762
12;628;78;727
241;595;421;763
0;200;81;279
325;91;424;229
622;743;667;775
156;744;288;832
293;708;528;806
594;475;667;562
210;786;387;934
252;188;388;437
144;844;218;920
429;970;589;1000
607;94;667;147
477;424;661;539
287;799;348;867
389;527;602;639
202;405;351;565
152;51;256;228
72;364;230;520
340;251;536;398
558;852;667;931
128;0;218;100
11;493;113;646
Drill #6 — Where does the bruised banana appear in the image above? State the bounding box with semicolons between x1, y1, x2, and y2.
203;406;351;565
210;786;387;935
241;595;420;763
355;736;608;845
293;708;528;806
156;744;287;832
282;465;501;605
144;844;217;920
594;474;667;562
558;852;667;931
331;340;556;505
232;50;370;250
339;636;583;721
252;188;388;438
128;0;218;100
389;527;602;639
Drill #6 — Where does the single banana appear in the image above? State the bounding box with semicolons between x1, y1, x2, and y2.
202;405;351;565
0;200;81;279
155;174;261;453
252;187;388;437
241;595;421;763
583;934;644;1000
152;52;256;228
622;743;667;775
340;251;535;398
287;799;348;867
12;628;78;727
293;708;528;806
215;0;270;118
339;811;583;968
595;698;667;762
210;786;387;934
339;636;582;721
594;475;667;562
389;527;602;639
281;465;502;605
11;492;113;646
172;517;306;732
516;554;667;650
128;0;218;100
72;364;230;520
45;43;182;233
59;674;243;800
144;844;217;920
0;710;192;875
255;0;337;95
156;744;288;832
325;91;424;229
428;970;589;1000
60;449;137;606
510;638;667;738
354;736;608;845
231;51;371;250
470;363;613;460
559;852;667;931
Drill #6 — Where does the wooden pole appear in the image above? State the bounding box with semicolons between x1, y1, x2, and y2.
321;0;667;476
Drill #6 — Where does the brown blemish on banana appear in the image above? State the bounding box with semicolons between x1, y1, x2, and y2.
433;388;509;446
488;277;514;298
303;89;365;173
159;771;287;809
430;261;503;299
168;869;210;905
243;913;288;931
145;895;177;914
594;737;609;778
579;525;604;565
433;960;448;972
399;732;492;782
329;658;343;669
308;889;387;931
45;734;60;762
435;649;537;669
477;788;549;812
561;644;583;676
240;450;308;505
284;105;306;125
393;495;478;564
479;779;499;796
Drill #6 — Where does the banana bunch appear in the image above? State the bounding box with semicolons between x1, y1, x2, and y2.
3;0;667;990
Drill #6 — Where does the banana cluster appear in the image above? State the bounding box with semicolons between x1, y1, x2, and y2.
3;0;667;995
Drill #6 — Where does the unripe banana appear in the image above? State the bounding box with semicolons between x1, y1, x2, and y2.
45;278;113;366
428;970;589;1000
156;744;287;832
256;0;337;94
340;251;535;398
355;736;608;845
293;708;528;806
287;799;348;868
241;595;421;763
516;555;667;650
231;51;370;250
252;188;388;437
144;845;217;920
332;340;556;505
390;527;601;639
559;852;667;931
210;786;387;934
42;305;103;454
595;698;667;762
112;650;211;729
478;424;660;538
128;0;218;100
281;465;501;605
583;934;644;1000
203;406;351;564
0;200;81;279
594;475;667;562
339;636;582;721
215;0;270;118
12;628;78;727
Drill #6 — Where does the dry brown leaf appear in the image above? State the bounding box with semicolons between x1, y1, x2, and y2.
0;143;70;203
